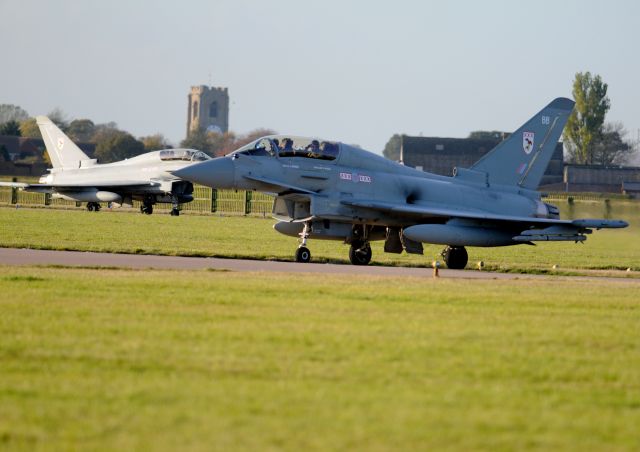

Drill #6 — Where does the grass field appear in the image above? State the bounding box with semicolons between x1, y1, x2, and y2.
1;199;639;272
1;266;639;450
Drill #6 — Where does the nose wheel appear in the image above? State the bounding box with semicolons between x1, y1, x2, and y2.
295;246;311;263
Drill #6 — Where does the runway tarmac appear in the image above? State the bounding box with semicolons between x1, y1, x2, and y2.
2;247;510;279
1;247;638;283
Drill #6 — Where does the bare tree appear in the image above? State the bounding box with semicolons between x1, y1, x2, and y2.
588;122;635;166
0;104;29;124
47;108;69;131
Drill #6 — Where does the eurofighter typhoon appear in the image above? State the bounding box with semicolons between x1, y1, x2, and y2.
173;98;628;268
0;117;209;215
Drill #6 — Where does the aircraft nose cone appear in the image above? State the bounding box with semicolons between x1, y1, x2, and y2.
173;157;235;188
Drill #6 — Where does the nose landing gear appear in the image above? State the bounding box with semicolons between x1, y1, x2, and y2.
295;222;312;263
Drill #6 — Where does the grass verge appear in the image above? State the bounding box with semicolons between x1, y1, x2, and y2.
1;266;639;450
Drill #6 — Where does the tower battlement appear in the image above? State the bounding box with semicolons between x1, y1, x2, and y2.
187;85;229;136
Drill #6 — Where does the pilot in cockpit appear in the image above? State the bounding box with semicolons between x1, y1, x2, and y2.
306;140;320;158
280;138;294;156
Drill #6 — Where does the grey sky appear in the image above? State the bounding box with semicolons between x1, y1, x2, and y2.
1;0;639;153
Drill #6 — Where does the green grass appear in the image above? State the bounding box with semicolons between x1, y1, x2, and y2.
1;199;639;271
1;266;639;451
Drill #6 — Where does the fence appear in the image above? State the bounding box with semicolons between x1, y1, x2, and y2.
0;183;275;216
543;192;632;202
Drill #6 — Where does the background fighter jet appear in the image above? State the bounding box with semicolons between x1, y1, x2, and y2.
173;98;628;268
0;117;209;215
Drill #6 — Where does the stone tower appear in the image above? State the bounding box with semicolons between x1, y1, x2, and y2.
186;85;229;136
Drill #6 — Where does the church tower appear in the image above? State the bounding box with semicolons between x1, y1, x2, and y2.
186;85;229;136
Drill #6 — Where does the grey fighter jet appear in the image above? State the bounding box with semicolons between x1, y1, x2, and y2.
172;98;628;268
0;116;209;215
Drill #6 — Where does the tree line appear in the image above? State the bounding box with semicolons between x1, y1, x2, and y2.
383;71;638;166
0;105;275;164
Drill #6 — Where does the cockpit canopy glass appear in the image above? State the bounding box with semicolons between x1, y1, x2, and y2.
235;136;340;161
159;149;210;162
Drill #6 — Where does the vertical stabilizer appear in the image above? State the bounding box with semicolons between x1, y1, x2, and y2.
470;98;574;189
36;116;90;169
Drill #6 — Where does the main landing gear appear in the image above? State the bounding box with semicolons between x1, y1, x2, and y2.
170;195;180;217
349;240;372;265
348;225;372;265
140;203;153;215
442;246;468;269
140;196;154;215
86;202;101;212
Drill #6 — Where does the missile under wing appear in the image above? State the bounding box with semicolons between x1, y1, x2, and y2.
173;98;628;269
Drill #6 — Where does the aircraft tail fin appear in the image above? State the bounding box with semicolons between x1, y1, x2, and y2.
470;98;574;189
36;116;91;169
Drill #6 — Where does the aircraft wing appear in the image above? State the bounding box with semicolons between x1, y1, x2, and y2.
0;181;52;193
45;181;157;188
0;181;157;191
0;181;31;189
341;199;628;229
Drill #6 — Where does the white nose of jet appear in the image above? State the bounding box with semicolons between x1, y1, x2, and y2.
172;157;236;188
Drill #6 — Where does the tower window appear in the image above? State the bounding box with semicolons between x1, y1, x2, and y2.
193;101;198;119
209;102;218;118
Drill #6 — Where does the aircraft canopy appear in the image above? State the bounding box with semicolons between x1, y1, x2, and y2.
235;136;340;161
159;149;210;162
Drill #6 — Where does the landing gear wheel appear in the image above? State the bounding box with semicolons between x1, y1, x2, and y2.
442;246;468;270
349;242;372;266
140;204;153;215
86;202;100;212
295;246;311;263
170;208;180;216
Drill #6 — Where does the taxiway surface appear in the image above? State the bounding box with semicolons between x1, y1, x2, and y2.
1;247;637;283
3;247;511;279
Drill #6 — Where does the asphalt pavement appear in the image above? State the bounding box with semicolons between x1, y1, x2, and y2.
1;247;638;283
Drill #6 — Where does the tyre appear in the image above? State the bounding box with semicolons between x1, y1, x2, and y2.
349;243;372;265
295;246;311;263
443;246;468;269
